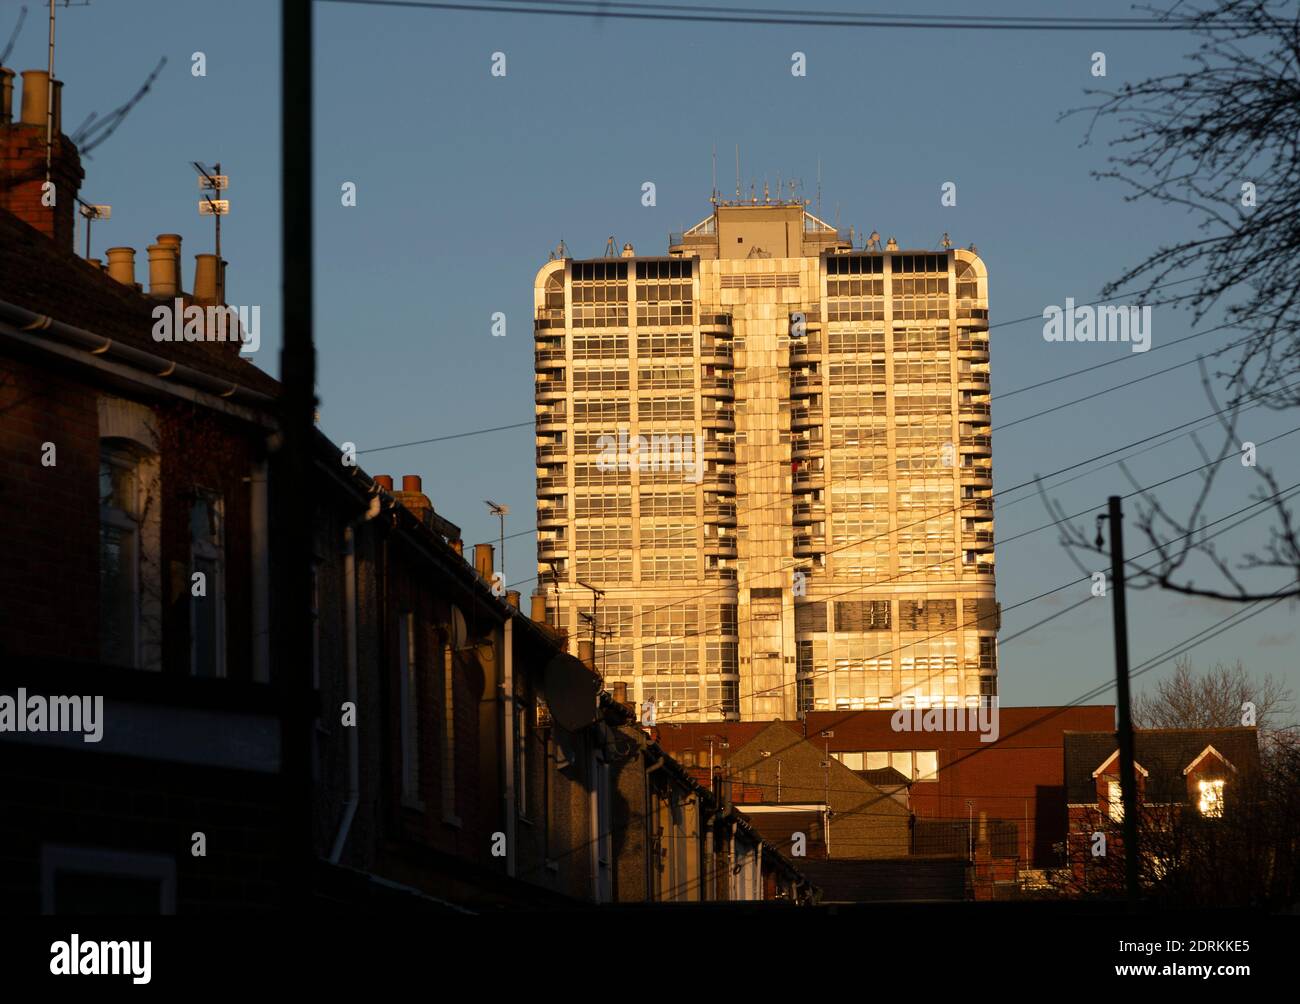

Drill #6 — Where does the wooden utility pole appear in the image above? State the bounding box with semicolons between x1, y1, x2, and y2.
1104;495;1141;906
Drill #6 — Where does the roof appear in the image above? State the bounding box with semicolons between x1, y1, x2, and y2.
0;210;281;398
1063;728;1260;804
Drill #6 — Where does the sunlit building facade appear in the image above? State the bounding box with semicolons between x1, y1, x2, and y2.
534;199;995;722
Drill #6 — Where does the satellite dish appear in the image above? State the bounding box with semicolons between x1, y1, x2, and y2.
450;606;470;651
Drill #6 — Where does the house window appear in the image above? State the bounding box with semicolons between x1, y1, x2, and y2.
515;697;529;818
1198;779;1225;818
441;642;458;823
41;845;176;914
915;751;939;780
189;491;226;677
99;443;141;667
1108;779;1124;822
398;612;421;807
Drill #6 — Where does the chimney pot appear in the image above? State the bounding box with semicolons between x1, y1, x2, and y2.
0;68;15;124
86;257;102;270
373;475;394;491
402;474;422;493
146;243;179;297
612;681;628;704
193;253;220;304
450;538;463;557
473;543;494;581
19;70;48;127
530;593;548;623
578;639;595;671
506;589;521;610
105;247;136;287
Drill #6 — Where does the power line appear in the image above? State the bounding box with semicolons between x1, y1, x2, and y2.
317;0;1245;32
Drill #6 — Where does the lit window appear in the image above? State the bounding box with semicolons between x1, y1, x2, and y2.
1108;779;1124;822
1198;779;1225;818
915;751;939;780
841;752;864;770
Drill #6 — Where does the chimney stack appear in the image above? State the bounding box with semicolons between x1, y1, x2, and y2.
105;247;136;286
578;639;596;671
0;69;84;249
473;543;494;582
612;681;628;705
0;68;14;124
193;253;221;304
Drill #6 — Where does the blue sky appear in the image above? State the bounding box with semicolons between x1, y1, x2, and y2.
17;0;1298;717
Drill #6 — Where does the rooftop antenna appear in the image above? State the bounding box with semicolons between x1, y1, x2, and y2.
195;161;229;301
576;578;605;651
78;199;110;259
604;235;617;257
816;157;822;219
485;500;509;587
711;144;717;205
735;144;740;200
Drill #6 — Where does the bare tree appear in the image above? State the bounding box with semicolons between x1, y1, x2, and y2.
1131;654;1295;730
1050;0;1300;603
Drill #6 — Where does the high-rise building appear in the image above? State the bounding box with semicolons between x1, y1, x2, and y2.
534;198;994;723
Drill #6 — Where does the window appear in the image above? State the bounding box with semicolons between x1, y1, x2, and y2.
189;490;226;678
99;442;141;667
1108;779;1124;822
41;846;176;914
399;612;421;807
441;642;458;823
1198;778;1225;818
515;698;529;818
915;751;939;780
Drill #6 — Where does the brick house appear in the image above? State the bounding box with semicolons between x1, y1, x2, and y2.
1062;727;1261;894
0;65;813;914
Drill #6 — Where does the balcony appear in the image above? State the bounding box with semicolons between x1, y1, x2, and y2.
957;335;990;356
791;406;820;431
959;398;991;418
703;408;736;432
535;374;567;402
699;312;733;332
794;534;824;558
537;471;568;496
536;441;567;464
537;537;568;561
700;337;734;367
789;335;823;362
962;495;993;518
793;467;825;492
791;435;821;462
701;375;735;400
703;470;737;495
961;466;993;488
536;405;567;431
703;437;737;463
705;535;738;558
535;307;566;330
790;373;820;398
958;368;990;387
536;503;566;529
705;565;738;581
962;530;995;549
792;501;825;525
704;502;737;526
959;433;992;449
534;346;566;371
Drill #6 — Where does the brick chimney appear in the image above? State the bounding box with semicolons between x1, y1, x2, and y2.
0;69;84;251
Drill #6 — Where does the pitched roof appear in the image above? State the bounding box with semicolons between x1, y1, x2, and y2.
0;210;281;398
1063;728;1260;804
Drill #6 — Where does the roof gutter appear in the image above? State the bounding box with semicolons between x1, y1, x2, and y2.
0;297;277;412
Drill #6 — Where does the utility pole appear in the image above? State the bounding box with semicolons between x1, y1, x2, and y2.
279;0;317;910
1101;495;1141;906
